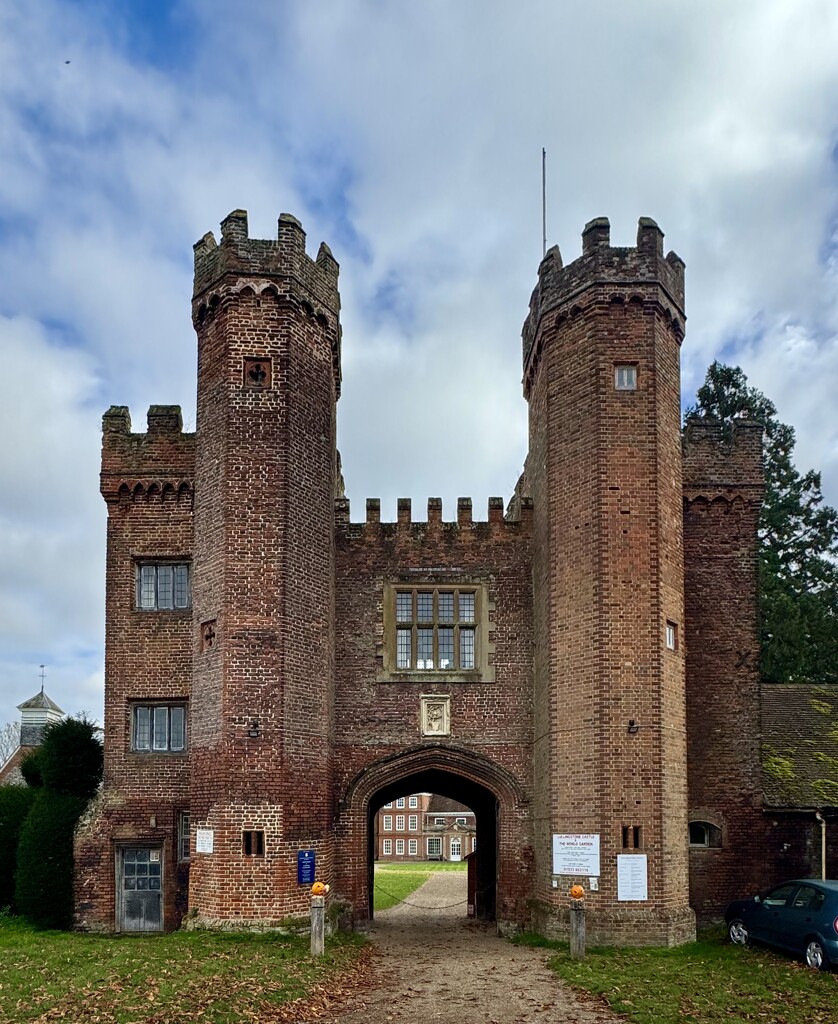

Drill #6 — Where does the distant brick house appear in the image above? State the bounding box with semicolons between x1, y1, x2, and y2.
73;208;836;943
373;794;476;861
0;690;64;787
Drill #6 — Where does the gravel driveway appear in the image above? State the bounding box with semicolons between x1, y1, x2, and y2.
325;870;620;1023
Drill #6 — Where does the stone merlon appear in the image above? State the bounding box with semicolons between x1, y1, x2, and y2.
522;217;686;374
192;208;340;317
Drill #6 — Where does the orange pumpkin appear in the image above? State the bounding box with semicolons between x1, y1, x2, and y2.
311;881;327;896
569;884;585;900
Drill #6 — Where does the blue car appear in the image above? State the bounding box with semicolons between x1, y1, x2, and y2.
726;879;838;970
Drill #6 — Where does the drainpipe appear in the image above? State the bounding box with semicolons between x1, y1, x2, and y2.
814;811;826;880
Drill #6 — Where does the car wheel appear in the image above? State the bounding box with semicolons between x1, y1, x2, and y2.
728;919;749;946
805;939;827;971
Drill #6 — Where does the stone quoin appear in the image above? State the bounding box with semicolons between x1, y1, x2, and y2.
74;210;792;945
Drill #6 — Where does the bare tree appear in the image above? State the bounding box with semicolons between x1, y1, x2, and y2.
0;721;20;766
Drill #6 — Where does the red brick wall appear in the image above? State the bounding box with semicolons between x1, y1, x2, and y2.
524;219;694;945
187;211;340;926
683;419;768;922
332;499;534;930
75;405;194;931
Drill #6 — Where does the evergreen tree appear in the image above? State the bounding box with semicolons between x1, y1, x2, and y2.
687;361;838;684
13;715;102;928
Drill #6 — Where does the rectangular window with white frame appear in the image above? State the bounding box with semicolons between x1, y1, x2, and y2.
132;703;187;753
177;811;190;862
408;839;418;856
382;839;392;856
396;815;405;831
408;796;418;808
396;839;404;855
408;814;418;831
137;562;191;611
382;815;393;831
427;836;442;858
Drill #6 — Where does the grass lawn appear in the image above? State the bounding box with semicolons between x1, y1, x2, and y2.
0;914;371;1024
517;927;837;1024
373;861;466;912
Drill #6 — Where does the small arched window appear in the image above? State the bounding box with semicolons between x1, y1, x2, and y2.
689;821;722;848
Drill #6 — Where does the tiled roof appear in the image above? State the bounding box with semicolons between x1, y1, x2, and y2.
761;684;838;809
426;795;473;814
17;690;64;713
0;747;27;786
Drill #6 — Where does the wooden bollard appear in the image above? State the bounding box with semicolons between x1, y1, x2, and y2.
569;900;586;960
310;895;325;956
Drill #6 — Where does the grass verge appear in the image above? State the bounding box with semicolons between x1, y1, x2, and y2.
0;913;372;1024
373;861;466;912
516;927;837;1024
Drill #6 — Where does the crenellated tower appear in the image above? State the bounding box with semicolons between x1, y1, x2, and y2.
524;217;695;944
188;210;341;925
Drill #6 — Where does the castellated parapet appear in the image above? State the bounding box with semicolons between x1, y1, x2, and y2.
682;418;764;501
100;404;195;502
522;217;685;397
192;209;342;395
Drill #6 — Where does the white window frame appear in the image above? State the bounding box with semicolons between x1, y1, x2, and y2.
382;839;392;856
384;801;393;808
408;814;418;831
408;839;418;856
395;815;405;831
435;817;445;825
395;839;405;855
456;816;467;824
427;836;442;858
450;837;462;858
408;796;418;809
396;797;406;808
382;815;393;831
136;562;191;611
614;364;638;391
177;811;190;862
132;703;187;753
666;620;679;651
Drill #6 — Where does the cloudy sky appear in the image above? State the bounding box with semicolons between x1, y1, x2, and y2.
1;0;838;731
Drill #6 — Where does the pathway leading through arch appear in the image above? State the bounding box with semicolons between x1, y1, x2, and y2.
325;871;621;1024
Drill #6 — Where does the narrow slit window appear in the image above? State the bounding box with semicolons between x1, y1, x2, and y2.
242;830;265;857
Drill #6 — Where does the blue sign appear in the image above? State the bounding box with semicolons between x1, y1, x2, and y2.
297;849;316;885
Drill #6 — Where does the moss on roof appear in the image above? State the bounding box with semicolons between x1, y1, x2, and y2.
761;684;838;808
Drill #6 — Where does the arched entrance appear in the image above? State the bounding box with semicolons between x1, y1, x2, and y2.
337;744;527;929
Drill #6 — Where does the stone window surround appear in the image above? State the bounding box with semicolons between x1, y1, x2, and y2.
379;581;495;683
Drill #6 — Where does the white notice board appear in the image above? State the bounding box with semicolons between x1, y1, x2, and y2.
552;834;600;877
195;828;214;854
617;854;648;901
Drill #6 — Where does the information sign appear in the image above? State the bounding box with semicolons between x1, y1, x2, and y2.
195;828;214;854
297;849;316;885
617;854;648;901
552;834;600;876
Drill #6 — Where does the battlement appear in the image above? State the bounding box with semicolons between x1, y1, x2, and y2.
101;405;195;501
522;217;686;379
334;495;533;536
682;417;764;497
192;209;340;317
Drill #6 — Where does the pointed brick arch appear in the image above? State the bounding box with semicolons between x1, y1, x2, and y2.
335;744;530;929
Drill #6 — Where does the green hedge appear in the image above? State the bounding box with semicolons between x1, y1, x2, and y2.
0;787;37;910
14;791;87;929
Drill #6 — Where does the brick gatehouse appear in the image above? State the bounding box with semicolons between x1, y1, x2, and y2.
75;210;774;945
